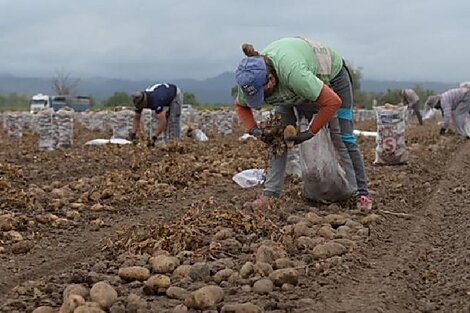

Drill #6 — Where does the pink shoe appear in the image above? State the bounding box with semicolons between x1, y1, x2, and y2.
356;195;373;212
252;195;273;209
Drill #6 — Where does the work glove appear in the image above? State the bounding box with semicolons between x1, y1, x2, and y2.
129;132;138;145
249;127;263;138
249;127;275;144
287;130;314;145
439;128;446;135
147;136;158;147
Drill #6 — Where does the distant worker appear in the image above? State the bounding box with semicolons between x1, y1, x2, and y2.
399;89;423;125
425;86;469;136
130;83;184;145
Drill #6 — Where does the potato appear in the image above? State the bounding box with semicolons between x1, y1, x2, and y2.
89;282;117;309
145;274;171;290
63;284;89;301
59;294;85;313
32;306;54;313
269;268;299;287
239;262;255;279
148;255;179;274
213;268;235;284
74;303;105;313
283;125;298;148
311;242;347;259
184;285;224;310
118;266;150;282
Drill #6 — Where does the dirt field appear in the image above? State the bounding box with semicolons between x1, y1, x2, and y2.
0;121;469;313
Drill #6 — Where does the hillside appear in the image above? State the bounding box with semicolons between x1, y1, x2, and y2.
0;72;459;104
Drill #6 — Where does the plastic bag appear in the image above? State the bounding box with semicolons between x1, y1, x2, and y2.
423;108;438;121
300;127;353;202
238;133;256;141
353;130;377;137
85;138;132;145
232;169;265;188
190;129;209;141
374;105;408;165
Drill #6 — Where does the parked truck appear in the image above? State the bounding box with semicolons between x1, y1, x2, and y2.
30;93;51;113
30;94;92;113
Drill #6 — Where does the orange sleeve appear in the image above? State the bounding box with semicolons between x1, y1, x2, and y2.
308;85;342;134
234;101;257;131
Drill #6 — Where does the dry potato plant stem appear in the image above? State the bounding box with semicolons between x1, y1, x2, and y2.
109;198;283;257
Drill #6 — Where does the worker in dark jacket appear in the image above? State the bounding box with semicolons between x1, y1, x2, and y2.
130;83;183;145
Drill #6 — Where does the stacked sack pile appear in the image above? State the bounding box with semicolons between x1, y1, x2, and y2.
141;108;156;139
111;108;134;139
37;108;74;150
216;109;236;135
5;112;23;139
21;112;35;131
37;108;56;150
55;108;74;148
91;111;112;132
198;111;217;135
354;109;375;123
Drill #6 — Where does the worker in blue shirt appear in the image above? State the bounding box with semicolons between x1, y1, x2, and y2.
130;83;184;145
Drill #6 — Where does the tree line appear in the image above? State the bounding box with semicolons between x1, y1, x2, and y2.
0;65;440;111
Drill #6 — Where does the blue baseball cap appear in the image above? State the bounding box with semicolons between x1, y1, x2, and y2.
235;56;266;109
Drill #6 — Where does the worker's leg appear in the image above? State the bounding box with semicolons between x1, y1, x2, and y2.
167;89;183;140
330;66;369;197
453;99;470;137
412;102;423;125
328;115;358;193
263;106;297;197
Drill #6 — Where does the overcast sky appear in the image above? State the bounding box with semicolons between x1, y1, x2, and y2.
0;0;469;82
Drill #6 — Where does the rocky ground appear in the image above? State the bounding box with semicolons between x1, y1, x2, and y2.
0;120;469;313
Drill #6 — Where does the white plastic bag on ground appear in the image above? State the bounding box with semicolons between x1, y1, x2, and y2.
239;133;256;141
353;130;377;137
232;169;265;188
300;127;353;202
85;138;132;145
110;138;132;145
190;129;209;141
85;139;110;145
374;105;408;165
423;108;438;121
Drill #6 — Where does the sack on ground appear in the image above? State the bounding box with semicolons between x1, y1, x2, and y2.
374;104;408;165
300;126;353;202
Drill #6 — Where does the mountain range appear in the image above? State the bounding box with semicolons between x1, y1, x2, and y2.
0;72;459;104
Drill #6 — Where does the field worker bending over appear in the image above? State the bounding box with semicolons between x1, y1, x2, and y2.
234;37;372;211
400;89;423;125
130;83;184;145
426;86;469;136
